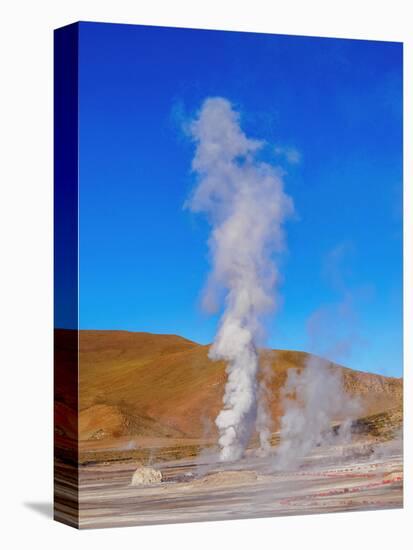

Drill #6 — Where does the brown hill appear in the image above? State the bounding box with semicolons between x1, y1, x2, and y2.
56;330;402;445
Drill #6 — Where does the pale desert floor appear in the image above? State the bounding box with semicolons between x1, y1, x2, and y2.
77;437;403;529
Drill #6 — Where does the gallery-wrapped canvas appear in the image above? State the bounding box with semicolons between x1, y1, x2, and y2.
54;21;403;529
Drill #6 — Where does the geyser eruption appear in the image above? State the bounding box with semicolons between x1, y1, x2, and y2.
274;356;361;470
186;98;293;461
273;249;363;470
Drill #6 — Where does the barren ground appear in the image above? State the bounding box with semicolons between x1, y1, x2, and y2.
76;437;402;529
54;331;403;528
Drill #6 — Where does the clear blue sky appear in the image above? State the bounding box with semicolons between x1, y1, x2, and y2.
77;22;403;377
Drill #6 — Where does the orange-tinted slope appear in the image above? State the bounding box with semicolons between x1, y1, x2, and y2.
65;330;403;443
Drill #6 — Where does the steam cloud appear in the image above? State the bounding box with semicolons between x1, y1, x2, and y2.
274;356;361;470
186;98;293;462
273;244;363;470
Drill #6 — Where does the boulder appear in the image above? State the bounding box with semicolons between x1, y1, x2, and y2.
131;466;162;486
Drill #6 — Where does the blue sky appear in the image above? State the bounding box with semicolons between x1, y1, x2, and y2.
77;22;403;377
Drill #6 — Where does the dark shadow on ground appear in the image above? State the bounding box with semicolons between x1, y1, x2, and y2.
23;502;53;519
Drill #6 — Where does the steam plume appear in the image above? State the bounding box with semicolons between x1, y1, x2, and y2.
273;242;364;469
186;98;293;461
274;356;360;470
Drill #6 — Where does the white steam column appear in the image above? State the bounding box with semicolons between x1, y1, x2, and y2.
186;98;293;462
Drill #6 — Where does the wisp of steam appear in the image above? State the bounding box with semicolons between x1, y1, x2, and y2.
186;98;293;462
272;251;364;470
274;356;361;470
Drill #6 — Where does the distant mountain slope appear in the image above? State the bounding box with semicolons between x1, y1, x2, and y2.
54;330;403;443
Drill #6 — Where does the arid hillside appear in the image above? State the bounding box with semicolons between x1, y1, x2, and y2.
54;330;403;444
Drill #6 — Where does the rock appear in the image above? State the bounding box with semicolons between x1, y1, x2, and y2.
131;467;162;486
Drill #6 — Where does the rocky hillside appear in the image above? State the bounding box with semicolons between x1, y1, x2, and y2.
55;329;403;444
